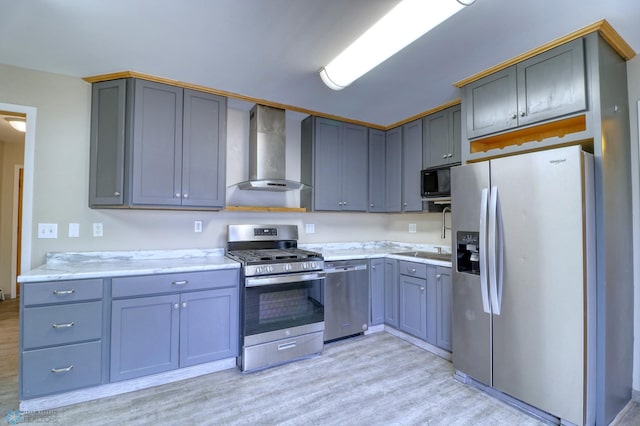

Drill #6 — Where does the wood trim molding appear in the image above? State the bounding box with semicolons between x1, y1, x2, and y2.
453;19;636;88
386;99;461;129
83;71;387;130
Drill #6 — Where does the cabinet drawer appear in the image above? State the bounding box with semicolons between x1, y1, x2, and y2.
22;301;102;349
23;279;103;306
21;340;102;399
112;269;239;298
399;261;427;278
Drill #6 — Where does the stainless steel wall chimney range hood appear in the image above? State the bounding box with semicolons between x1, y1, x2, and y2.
237;104;303;192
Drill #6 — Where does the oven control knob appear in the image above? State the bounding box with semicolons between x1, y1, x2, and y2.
255;266;262;274
267;265;274;273
284;263;292;271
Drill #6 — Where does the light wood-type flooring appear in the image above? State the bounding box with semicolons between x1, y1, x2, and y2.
1;297;639;425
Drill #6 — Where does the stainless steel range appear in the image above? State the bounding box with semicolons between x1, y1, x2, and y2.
226;224;325;372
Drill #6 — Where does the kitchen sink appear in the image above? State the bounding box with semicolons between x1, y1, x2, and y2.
393;251;452;262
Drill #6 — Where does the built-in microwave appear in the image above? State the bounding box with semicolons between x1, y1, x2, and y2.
421;166;451;198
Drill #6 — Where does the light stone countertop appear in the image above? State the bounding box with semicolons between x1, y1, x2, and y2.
18;242;452;283
18;249;239;283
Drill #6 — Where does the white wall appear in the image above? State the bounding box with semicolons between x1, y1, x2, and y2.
626;55;640;394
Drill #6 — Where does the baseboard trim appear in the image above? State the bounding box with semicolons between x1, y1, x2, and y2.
383;326;452;361
20;357;236;412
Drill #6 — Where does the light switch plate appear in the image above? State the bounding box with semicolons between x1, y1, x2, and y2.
305;223;315;234
409;223;417;233
68;223;80;238
194;220;203;233
38;223;57;239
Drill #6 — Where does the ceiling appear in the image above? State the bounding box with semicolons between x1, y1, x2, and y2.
0;114;26;145
1;0;640;127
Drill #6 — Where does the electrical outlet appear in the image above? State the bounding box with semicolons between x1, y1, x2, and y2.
194;220;203;233
38;223;58;239
409;223;417;233
68;223;80;238
92;223;103;237
305;223;315;234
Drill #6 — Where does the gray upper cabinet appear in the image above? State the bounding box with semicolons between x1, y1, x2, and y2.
464;38;586;139
401;119;423;212
423;104;461;168
89;78;227;210
385;127;403;213
368;127;402;213
301;116;368;212
368;129;386;213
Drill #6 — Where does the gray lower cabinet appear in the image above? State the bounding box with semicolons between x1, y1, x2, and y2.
401;119;423;212
386;260;451;352
110;270;239;382
89;78;227;209
436;266;452;351
464;38;586;139
423;104;461;168
20;279;104;399
301;116;369;211
384;259;399;327
369;258;385;325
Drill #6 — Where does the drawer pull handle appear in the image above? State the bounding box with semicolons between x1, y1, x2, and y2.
278;341;297;351
409;268;416;273
52;322;75;329
51;365;74;374
53;289;75;295
172;280;188;286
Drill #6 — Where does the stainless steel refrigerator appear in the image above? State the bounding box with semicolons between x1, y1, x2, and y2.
451;146;595;426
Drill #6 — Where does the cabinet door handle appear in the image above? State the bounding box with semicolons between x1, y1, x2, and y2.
175;193;181;198
172;280;188;286
420;287;425;292
520;111;526;117
372;265;376;270
173;303;179;310
51;365;74;374
53;289;75;295
370;203;374;208
183;193;189;199
511;113;517;120
114;191;121;197
447;154;453;158
442;154;447;159
52;322;75;329
182;302;187;308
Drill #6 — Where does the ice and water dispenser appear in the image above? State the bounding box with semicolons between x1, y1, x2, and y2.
456;231;480;274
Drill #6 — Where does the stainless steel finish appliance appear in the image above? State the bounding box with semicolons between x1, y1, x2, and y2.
451;146;596;425
236;105;303;191
226;224;325;372
421;165;451;198
323;260;369;341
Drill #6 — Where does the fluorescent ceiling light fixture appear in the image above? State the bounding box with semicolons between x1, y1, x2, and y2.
5;117;26;132
319;0;475;90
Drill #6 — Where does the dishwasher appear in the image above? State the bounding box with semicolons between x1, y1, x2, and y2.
323;260;369;342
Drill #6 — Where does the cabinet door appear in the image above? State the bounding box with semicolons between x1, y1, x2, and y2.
384;259;398;328
436;266;452;351
181;90;227;208
89;79;126;206
464;66;518;139
179;288;239;367
369;258;385;325
423;109;450;168
341;123;369;211
131;80;183;206
313;118;343;211
368;129;386;212
110;294;180;382
385;127;402;212
402;119;423;212
517;38;586;126
425;265;437;346
399;275;427;340
449;105;462;164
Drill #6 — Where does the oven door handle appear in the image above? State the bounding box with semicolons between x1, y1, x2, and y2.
245;272;326;287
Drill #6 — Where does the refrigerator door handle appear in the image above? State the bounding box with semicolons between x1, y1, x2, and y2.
489;186;504;315
479;187;491;314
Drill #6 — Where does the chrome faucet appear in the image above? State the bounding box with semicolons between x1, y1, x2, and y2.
441;206;451;239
